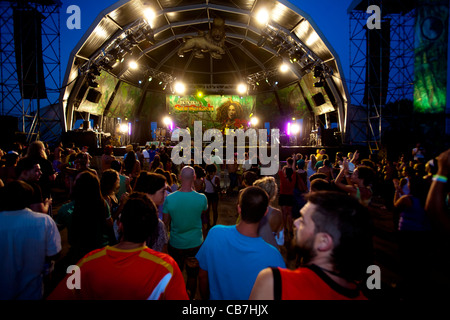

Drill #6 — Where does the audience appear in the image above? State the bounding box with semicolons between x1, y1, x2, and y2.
250;191;373;300
47;193;188;300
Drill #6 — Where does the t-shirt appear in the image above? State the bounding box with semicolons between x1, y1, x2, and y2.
47;246;188;300
163;190;208;249
277;264;367;300
0;208;61;300
195;225;286;300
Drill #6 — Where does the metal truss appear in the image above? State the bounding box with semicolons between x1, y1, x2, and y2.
348;2;415;152
0;0;62;144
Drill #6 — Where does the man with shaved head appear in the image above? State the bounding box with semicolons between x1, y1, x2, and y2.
163;166;208;299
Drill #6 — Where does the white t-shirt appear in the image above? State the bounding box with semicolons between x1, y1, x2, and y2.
0;208;61;300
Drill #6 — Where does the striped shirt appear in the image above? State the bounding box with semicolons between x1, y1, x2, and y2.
47;246;188;300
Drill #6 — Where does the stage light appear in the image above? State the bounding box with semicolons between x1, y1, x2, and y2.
256;8;270;25
129;60;138;69
197;91;203;98
250;116;259;126
237;83;247;95
144;8;156;27
291;123;300;135
148;76;153;82
174;81;186;95
280;63;289;73
163;116;172;126
119;124;128;134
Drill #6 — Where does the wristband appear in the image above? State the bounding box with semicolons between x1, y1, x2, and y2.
433;175;448;183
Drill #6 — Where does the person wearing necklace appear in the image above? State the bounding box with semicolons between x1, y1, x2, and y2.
250;191;373;300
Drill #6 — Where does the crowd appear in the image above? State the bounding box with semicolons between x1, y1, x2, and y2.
0;139;449;300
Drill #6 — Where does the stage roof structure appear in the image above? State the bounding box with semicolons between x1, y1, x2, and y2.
61;0;350;142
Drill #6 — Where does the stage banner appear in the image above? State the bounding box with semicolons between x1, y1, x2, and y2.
414;0;449;113
78;71;119;115
105;81;142;119
167;95;255;131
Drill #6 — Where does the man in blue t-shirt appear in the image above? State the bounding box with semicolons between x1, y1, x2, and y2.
163;166;208;299
196;186;286;300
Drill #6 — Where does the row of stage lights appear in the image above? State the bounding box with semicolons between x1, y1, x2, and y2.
83;7;330;95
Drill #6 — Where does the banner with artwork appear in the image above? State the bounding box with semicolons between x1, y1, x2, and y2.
414;0;449;113
167;95;255;132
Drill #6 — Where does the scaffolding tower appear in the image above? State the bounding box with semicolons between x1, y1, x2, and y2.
0;0;62;144
348;0;415;153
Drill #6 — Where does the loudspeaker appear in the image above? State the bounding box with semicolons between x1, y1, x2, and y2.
13;8;46;99
86;88;102;103
312;92;326;106
364;21;390;106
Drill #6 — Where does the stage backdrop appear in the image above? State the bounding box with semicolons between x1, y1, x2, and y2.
167;95;255;131
414;0;449;113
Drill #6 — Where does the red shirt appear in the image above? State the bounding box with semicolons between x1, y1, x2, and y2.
278;169;297;195
48;246;188;300
278;265;367;300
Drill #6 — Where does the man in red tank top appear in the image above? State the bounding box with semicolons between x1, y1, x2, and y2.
250;191;373;300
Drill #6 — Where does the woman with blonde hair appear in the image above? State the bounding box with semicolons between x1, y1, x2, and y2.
253;176;284;250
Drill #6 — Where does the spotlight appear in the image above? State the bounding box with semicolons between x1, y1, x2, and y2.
174;81;186;95
237;83;247;95
119;124;128;134
197;91;203;98
129;60;138;69
250;116;259;126
256;8;270;25
144;8;156;27
163;116;172;128
291;123;301;135
148;76;153;82
280;63;289;73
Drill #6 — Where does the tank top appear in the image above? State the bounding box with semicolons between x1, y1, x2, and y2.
205;175;219;194
274;265;367;300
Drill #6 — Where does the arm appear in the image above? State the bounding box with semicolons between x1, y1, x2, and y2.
425;149;450;232
249;268;274;300
198;268;210;300
334;160;355;194
163;213;171;232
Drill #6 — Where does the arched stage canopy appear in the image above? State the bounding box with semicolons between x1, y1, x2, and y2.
60;0;349;144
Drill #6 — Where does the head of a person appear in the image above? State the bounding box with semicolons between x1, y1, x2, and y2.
72;170;102;203
180;165;195;186
134;172;167;206
100;169;120;196
16;157;42;182
238;186;269;224
309;172;328;183
110;160;123;173
119;192;158;243
310;178;332;192
287;157;294;166
0;180;33;211
75;152;89;168
253;177;278;203
206;163;217;177
104;145;114;155
294;191;373;282
194;165;206;179
320;149;326;155
243;170;258;187
351;165;376;187
26;140;47;159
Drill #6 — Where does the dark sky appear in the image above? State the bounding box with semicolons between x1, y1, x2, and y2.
59;0;352;82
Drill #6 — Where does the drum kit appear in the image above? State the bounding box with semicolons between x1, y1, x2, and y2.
155;127;167;139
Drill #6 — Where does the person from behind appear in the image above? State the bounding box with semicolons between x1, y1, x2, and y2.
250;191;373;300
196;186;286;300
0;180;61;300
47;193;188;300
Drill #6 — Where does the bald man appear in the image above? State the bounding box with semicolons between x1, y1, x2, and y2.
163;166;208;299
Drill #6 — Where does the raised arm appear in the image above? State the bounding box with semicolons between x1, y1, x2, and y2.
425;148;450;232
